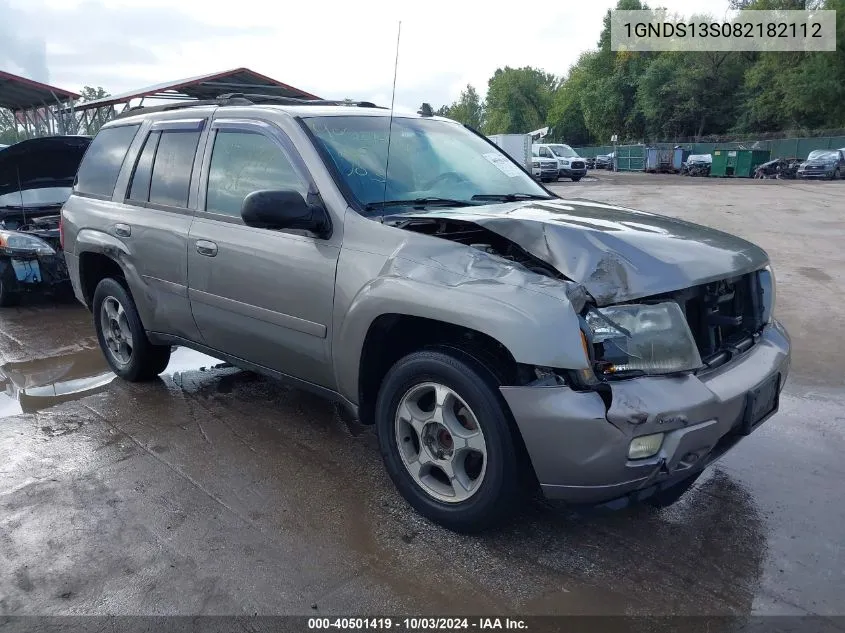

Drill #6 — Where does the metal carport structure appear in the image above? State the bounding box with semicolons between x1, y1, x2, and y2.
0;71;81;141
64;67;321;134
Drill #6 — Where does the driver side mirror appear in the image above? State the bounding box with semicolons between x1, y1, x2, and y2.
240;190;331;238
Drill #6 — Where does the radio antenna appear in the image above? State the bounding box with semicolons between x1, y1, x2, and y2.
380;20;401;220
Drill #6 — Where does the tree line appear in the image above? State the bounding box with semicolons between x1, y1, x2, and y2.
436;0;845;146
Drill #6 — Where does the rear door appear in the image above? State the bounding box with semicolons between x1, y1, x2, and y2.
186;118;340;389
118;118;208;341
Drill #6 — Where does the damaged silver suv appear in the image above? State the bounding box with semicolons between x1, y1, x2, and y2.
62;95;790;532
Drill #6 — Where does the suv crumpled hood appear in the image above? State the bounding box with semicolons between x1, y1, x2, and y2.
395;198;769;305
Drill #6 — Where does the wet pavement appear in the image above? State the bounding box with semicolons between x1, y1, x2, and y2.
1;178;844;617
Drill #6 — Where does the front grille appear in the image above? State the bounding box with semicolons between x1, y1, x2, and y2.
571;161;585;169
670;272;766;367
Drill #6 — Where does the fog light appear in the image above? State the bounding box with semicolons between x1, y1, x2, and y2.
628;433;664;459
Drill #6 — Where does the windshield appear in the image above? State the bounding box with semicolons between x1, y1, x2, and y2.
549;144;578;158
807;150;837;161
303;116;550;211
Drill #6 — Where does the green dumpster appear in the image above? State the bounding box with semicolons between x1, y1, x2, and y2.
711;149;771;177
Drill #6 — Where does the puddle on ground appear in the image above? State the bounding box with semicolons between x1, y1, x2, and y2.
0;345;221;418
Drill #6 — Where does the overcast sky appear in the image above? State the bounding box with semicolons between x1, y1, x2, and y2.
3;0;732;112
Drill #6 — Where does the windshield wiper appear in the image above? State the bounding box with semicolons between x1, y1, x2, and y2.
363;197;475;211
471;193;552;202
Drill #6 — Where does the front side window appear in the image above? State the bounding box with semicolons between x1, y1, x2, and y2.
75;125;140;197
303;116;550;211
205;130;307;218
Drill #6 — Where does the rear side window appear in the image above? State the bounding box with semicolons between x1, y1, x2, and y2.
148;130;201;208
205;130;307;217
127;131;160;202
75;125;140;197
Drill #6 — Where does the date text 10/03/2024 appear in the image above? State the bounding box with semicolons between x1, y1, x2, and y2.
308;618;528;630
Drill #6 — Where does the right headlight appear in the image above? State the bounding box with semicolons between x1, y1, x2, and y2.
532;160;540;168
584;302;702;377
759;264;775;323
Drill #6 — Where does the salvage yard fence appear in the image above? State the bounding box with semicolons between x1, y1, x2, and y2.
574;135;845;171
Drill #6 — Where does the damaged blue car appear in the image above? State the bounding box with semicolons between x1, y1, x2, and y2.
0;135;91;306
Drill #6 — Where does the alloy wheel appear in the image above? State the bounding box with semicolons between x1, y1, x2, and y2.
100;295;134;366
394;382;487;503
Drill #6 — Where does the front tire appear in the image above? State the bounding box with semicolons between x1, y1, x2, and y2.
571;176;582;182
93;278;171;381
375;350;521;532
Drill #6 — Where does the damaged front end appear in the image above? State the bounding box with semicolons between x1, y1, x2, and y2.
388;200;789;507
0;217;69;304
0;135;90;305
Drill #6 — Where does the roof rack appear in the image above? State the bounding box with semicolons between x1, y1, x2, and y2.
111;93;384;121
217;93;385;108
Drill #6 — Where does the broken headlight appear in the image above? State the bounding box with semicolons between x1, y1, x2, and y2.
0;230;55;256
585;302;702;377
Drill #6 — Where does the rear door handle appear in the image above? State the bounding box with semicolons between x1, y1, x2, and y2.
196;240;218;257
114;223;131;238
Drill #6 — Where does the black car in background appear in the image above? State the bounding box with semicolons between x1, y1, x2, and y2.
0;136;91;306
797;149;844;180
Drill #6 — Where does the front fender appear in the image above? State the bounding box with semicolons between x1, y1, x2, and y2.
332;247;589;406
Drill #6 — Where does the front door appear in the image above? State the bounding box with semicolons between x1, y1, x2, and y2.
186;119;340;389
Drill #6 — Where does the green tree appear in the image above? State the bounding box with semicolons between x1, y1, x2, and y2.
483;67;558;134
735;0;845;132
439;84;484;130
546;56;593;145
637;50;749;139
78;86;110;102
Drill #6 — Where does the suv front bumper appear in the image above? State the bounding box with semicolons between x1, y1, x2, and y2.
501;320;790;505
559;166;587;178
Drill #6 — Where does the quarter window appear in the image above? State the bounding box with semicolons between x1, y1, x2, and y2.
75;124;140;197
148;130;201;208
206;130;307;218
127;131;160;203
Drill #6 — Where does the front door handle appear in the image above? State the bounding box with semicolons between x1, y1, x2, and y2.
114;223;131;238
196;240;218;257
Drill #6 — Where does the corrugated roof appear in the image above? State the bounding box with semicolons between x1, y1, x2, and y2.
72;67;320;111
0;71;80;110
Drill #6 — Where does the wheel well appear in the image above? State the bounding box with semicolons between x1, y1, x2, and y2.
357;314;525;426
78;252;126;309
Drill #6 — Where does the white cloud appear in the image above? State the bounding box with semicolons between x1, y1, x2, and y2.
5;0;731;108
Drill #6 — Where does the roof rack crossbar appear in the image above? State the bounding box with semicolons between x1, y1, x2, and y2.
110;93;385;122
217;93;384;108
111;96;253;120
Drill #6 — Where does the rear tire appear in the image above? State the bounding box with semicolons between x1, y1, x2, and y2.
375;349;521;533
93;277;171;381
